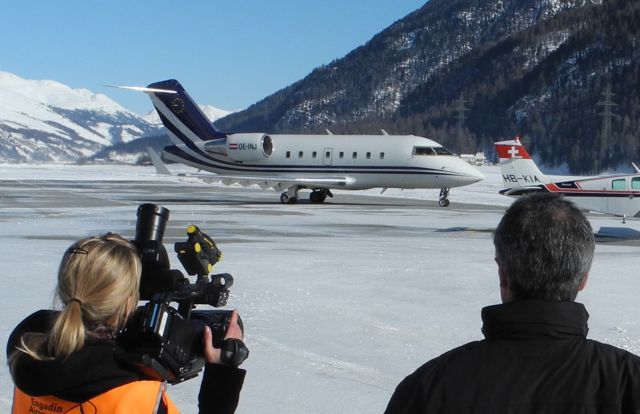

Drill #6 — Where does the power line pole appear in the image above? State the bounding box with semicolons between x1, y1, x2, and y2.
453;95;470;136
597;83;618;161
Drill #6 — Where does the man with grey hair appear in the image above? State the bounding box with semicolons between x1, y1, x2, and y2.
385;193;640;413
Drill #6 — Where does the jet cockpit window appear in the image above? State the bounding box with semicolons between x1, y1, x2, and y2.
413;147;434;156
412;146;452;156
433;147;453;155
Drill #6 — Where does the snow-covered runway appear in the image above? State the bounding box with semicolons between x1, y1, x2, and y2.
1;164;639;413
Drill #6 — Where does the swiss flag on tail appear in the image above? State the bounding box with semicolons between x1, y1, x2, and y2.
495;136;532;160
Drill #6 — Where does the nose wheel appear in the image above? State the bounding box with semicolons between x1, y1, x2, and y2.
438;188;450;207
280;193;298;204
280;186;300;204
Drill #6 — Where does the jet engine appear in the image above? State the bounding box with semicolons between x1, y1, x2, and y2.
225;133;273;161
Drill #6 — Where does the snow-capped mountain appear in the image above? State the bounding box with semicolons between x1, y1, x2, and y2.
0;70;235;163
0;71;165;162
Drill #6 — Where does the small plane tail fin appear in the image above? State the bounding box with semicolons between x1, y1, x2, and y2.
495;136;551;189
147;147;171;175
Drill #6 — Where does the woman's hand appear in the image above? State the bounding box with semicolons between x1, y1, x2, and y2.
202;310;244;364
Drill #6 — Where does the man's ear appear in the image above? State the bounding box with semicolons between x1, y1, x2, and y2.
578;273;589;291
497;263;512;303
498;266;507;287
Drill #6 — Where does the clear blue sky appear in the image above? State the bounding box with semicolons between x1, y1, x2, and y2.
1;1;426;115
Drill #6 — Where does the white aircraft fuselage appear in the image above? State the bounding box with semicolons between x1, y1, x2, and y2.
163;133;483;190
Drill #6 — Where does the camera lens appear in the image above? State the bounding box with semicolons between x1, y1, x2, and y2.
135;204;170;243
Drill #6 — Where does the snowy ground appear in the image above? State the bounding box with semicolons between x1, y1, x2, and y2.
1;164;640;413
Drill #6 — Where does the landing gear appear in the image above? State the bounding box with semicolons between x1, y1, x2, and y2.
280;187;334;204
310;189;333;203
438;188;450;207
280;186;300;204
280;193;297;204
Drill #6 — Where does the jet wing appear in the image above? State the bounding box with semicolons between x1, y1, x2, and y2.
180;172;354;191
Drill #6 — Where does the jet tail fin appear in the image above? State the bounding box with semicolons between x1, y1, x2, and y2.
112;80;226;148
146;79;226;145
495;137;551;189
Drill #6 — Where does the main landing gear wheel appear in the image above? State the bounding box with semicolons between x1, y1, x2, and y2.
280;193;298;204
309;190;328;203
438;188;450;207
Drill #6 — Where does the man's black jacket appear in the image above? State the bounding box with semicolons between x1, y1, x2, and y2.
385;300;640;413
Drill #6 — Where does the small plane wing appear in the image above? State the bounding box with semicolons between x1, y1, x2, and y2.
499;185;546;196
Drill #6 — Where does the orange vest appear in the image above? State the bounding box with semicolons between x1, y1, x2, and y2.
12;380;179;414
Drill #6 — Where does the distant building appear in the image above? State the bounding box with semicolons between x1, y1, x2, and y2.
460;152;486;166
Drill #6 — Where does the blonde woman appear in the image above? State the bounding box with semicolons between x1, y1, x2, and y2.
7;234;246;413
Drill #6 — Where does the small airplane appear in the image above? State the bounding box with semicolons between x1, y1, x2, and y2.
495;137;640;217
119;79;484;204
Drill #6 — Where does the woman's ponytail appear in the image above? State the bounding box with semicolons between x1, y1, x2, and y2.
47;299;86;357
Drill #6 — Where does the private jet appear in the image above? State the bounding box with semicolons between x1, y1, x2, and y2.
122;79;485;204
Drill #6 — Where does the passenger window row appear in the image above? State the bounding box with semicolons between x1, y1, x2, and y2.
613;177;640;190
285;151;385;160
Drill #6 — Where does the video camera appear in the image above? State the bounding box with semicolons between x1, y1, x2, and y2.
117;203;248;383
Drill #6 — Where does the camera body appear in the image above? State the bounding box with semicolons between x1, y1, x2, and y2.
117;203;243;383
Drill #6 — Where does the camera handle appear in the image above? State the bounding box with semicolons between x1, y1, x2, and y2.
219;338;250;367
176;272;232;319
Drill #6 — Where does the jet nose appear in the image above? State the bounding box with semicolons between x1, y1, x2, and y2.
467;166;485;183
440;159;485;186
456;161;485;184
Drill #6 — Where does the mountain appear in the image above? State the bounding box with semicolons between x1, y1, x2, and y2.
0;71;163;162
216;0;640;174
0;71;233;163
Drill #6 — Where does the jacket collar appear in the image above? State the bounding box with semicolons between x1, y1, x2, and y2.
481;300;589;341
